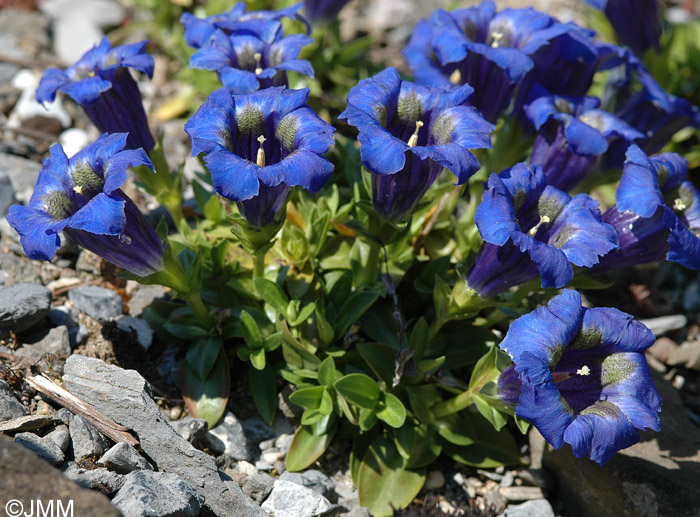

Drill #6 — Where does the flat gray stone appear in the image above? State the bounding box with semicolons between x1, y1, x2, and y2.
15;325;71;360
241;472;275;503
67;413;108;460
115;315;153;350
112;470;200;517
0;171;16;217
62;462;125;494
46;424;71;453
201;410;251;460
169;416;208;444
504;499;555;517
62;355;265;516
0;379;27;421
261;479;334;517
280;469;337;500
68;286;123;322
98;442;153;474
0;433;120;516
0;414;59;433
0;282;51;333
0;154;40;204
128;285;167;317
14;431;65;465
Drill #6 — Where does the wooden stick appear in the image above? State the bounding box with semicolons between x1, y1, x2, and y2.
25;373;140;449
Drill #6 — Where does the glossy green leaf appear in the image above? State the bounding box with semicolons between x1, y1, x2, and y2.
185;337;222;382
469;345;510;391
240;310;263;350
473;393;507;431
357;341;396;385
249;347;266;370
358;407;378;431
315;308;335;345
357;434;426;517
181;349;229;429
203;194;222;223
289;386;326;409
318;357;337;387
289;301;317;327
433;274;451;319
405;384;442;424
286;417;336;472
409;317;430;360
249;364;276;425
334;373;381;410
333;290;381;338
432;416;476;447
301;408;326;426
376;393;406;428
254;277;289;315
163;322;209;339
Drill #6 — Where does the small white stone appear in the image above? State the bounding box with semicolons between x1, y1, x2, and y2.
262;451;283;465
236;460;258;477
424;470;445;490
59;128;90;158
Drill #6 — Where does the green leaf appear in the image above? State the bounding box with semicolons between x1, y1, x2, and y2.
319;388;333;415
416;356;445;375
286;417;336;472
357;341;396;385
441;415;521;468
409;317;429;360
181;349;229;429
301;408;326;426
280;321;321;369
433;274;451;319
163;322;209;339
358;407;378;431
249;364;276;425
185;337;223;382
203;194;223;223
240;310;263;350
315;308;334;346
249;347;266;370
405;384;442;424
357;434;426;517
254;278;289;315
515;415;530;435
289;386;326;409
317;356;337;387
376;393;406;428
289;301;316;327
334;373;381;410
403;425;442;469
333;290;381;338
432;416;476;447
469;345;510;391
473;393;507;431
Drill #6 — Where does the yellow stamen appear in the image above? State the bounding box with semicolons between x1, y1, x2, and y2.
528;215;551;237
73;185;84;195
407;121;424;148
674;198;687;211
449;69;462;85
256;135;266;167
254;53;263;75
576;365;591;376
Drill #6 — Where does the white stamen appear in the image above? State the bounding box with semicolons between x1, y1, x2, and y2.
449;69;462;85
407;121;424;148
73;185;84;195
576;365;591;376
491;31;504;48
674;198;687;211
528;215;551;237
254;53;263;75
256;135;266;167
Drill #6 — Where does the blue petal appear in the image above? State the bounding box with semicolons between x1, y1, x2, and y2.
581;306;655;353
204;148;260;202
475;173;520;245
60;76;113;104
512;231;573;288
108;40;154;77
181;12;218;49
403;19;452;87
80;133;128;173
190;30;235;71
261;149;333;193
667;218;700;269
616;145;664;217
651;152;688;192
219;68;260;94
341;67;401;127
104;148;153;194
185;88;236;156
36;68;71;104
29;144;73;203
410;143;480;185
357;124;408;176
64;192;126;235
6;206;62;261
564;118;608;156
274;59;314;77
276;107;335;155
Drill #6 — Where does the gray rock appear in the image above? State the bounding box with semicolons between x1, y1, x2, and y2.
14;432;65;465
243;414;294;446
0;433;120;516
504;499;555;517
202;410;251;460
169;416;208;444
241;472;275;503
0;171;16;217
0;379;27;421
280;469;337;501
0;153;40;204
68;286;123;322
261;480;334;517
62;462;125;494
61;355;266;516
543;367;700;517
46;424;71;453
128;285;167;317
98;442;153;473
0;253;40;285
683;281;700;313
75;249;105;275
115;315;153;350
112;470;200;517
15;325;71;360
70;325;88;347
0;283;51;333
48;305;79;329
639;314;688;337
499;486;544;502
0;414;59;433
68;414;108;459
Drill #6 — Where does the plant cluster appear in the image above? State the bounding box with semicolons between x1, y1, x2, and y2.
9;1;700;515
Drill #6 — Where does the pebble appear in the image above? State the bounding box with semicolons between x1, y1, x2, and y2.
8;69;71;127
279;470;336;500
639;315;688;337
48;305;79;328
423;470;445;490
169;406;182;421
47;277;82;292
503;499;555;517
255;460;274;471
0;379;28;421
500;486;545;502
0;414;59;433
46;424;71;453
0;171;16;217
500;471;515;488
169;416;208;444
62;462;126;494
16;325;70;360
0;282;51;333
115;315;154;350
68;286;123;322
68;413;108;459
201;410;251;461
98;442;153;474
262;450;284;465
112;470;200;517
128;285;167;317
261;480;334;517
14;431;65;465
59;128;90;158
240;472;275;503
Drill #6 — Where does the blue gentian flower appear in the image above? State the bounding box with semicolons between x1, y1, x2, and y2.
584;0;661;57
525;88;642;191
7;134;163;276
498;289;662;466
181;2;309;50
404;1;583;123
612;145;700;269
467;163;618;297
36;37;155;153
304;0;352;24
190;29;313;95
185;87;335;228
338;67;494;222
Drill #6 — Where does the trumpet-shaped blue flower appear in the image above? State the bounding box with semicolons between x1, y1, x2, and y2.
7;134;163;276
36;37;155;153
525;89;642;191
584;0;661;57
185;87;335;228
498;289;662;466
190;29;313;95
339;67;493;222
181;2;308;50
467;163;618;297
304;0;352;24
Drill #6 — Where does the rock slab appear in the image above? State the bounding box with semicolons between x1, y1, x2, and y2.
62;355;265;516
0;283;51;333
112;470;200;517
261;480;334;517
68;286;123;322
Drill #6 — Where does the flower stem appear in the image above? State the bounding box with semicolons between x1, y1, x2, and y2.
253;248;267;279
187;291;214;329
431;388;474;418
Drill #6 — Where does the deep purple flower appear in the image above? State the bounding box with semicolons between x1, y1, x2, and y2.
304;0;352;24
584;0;662;57
467;163;618;297
185;87;334;228
190;29;313;95
36;37;155;153
338;67;493;222
180;2;309;50
498;289;661;465
7;134;163;276
525;89;642;191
